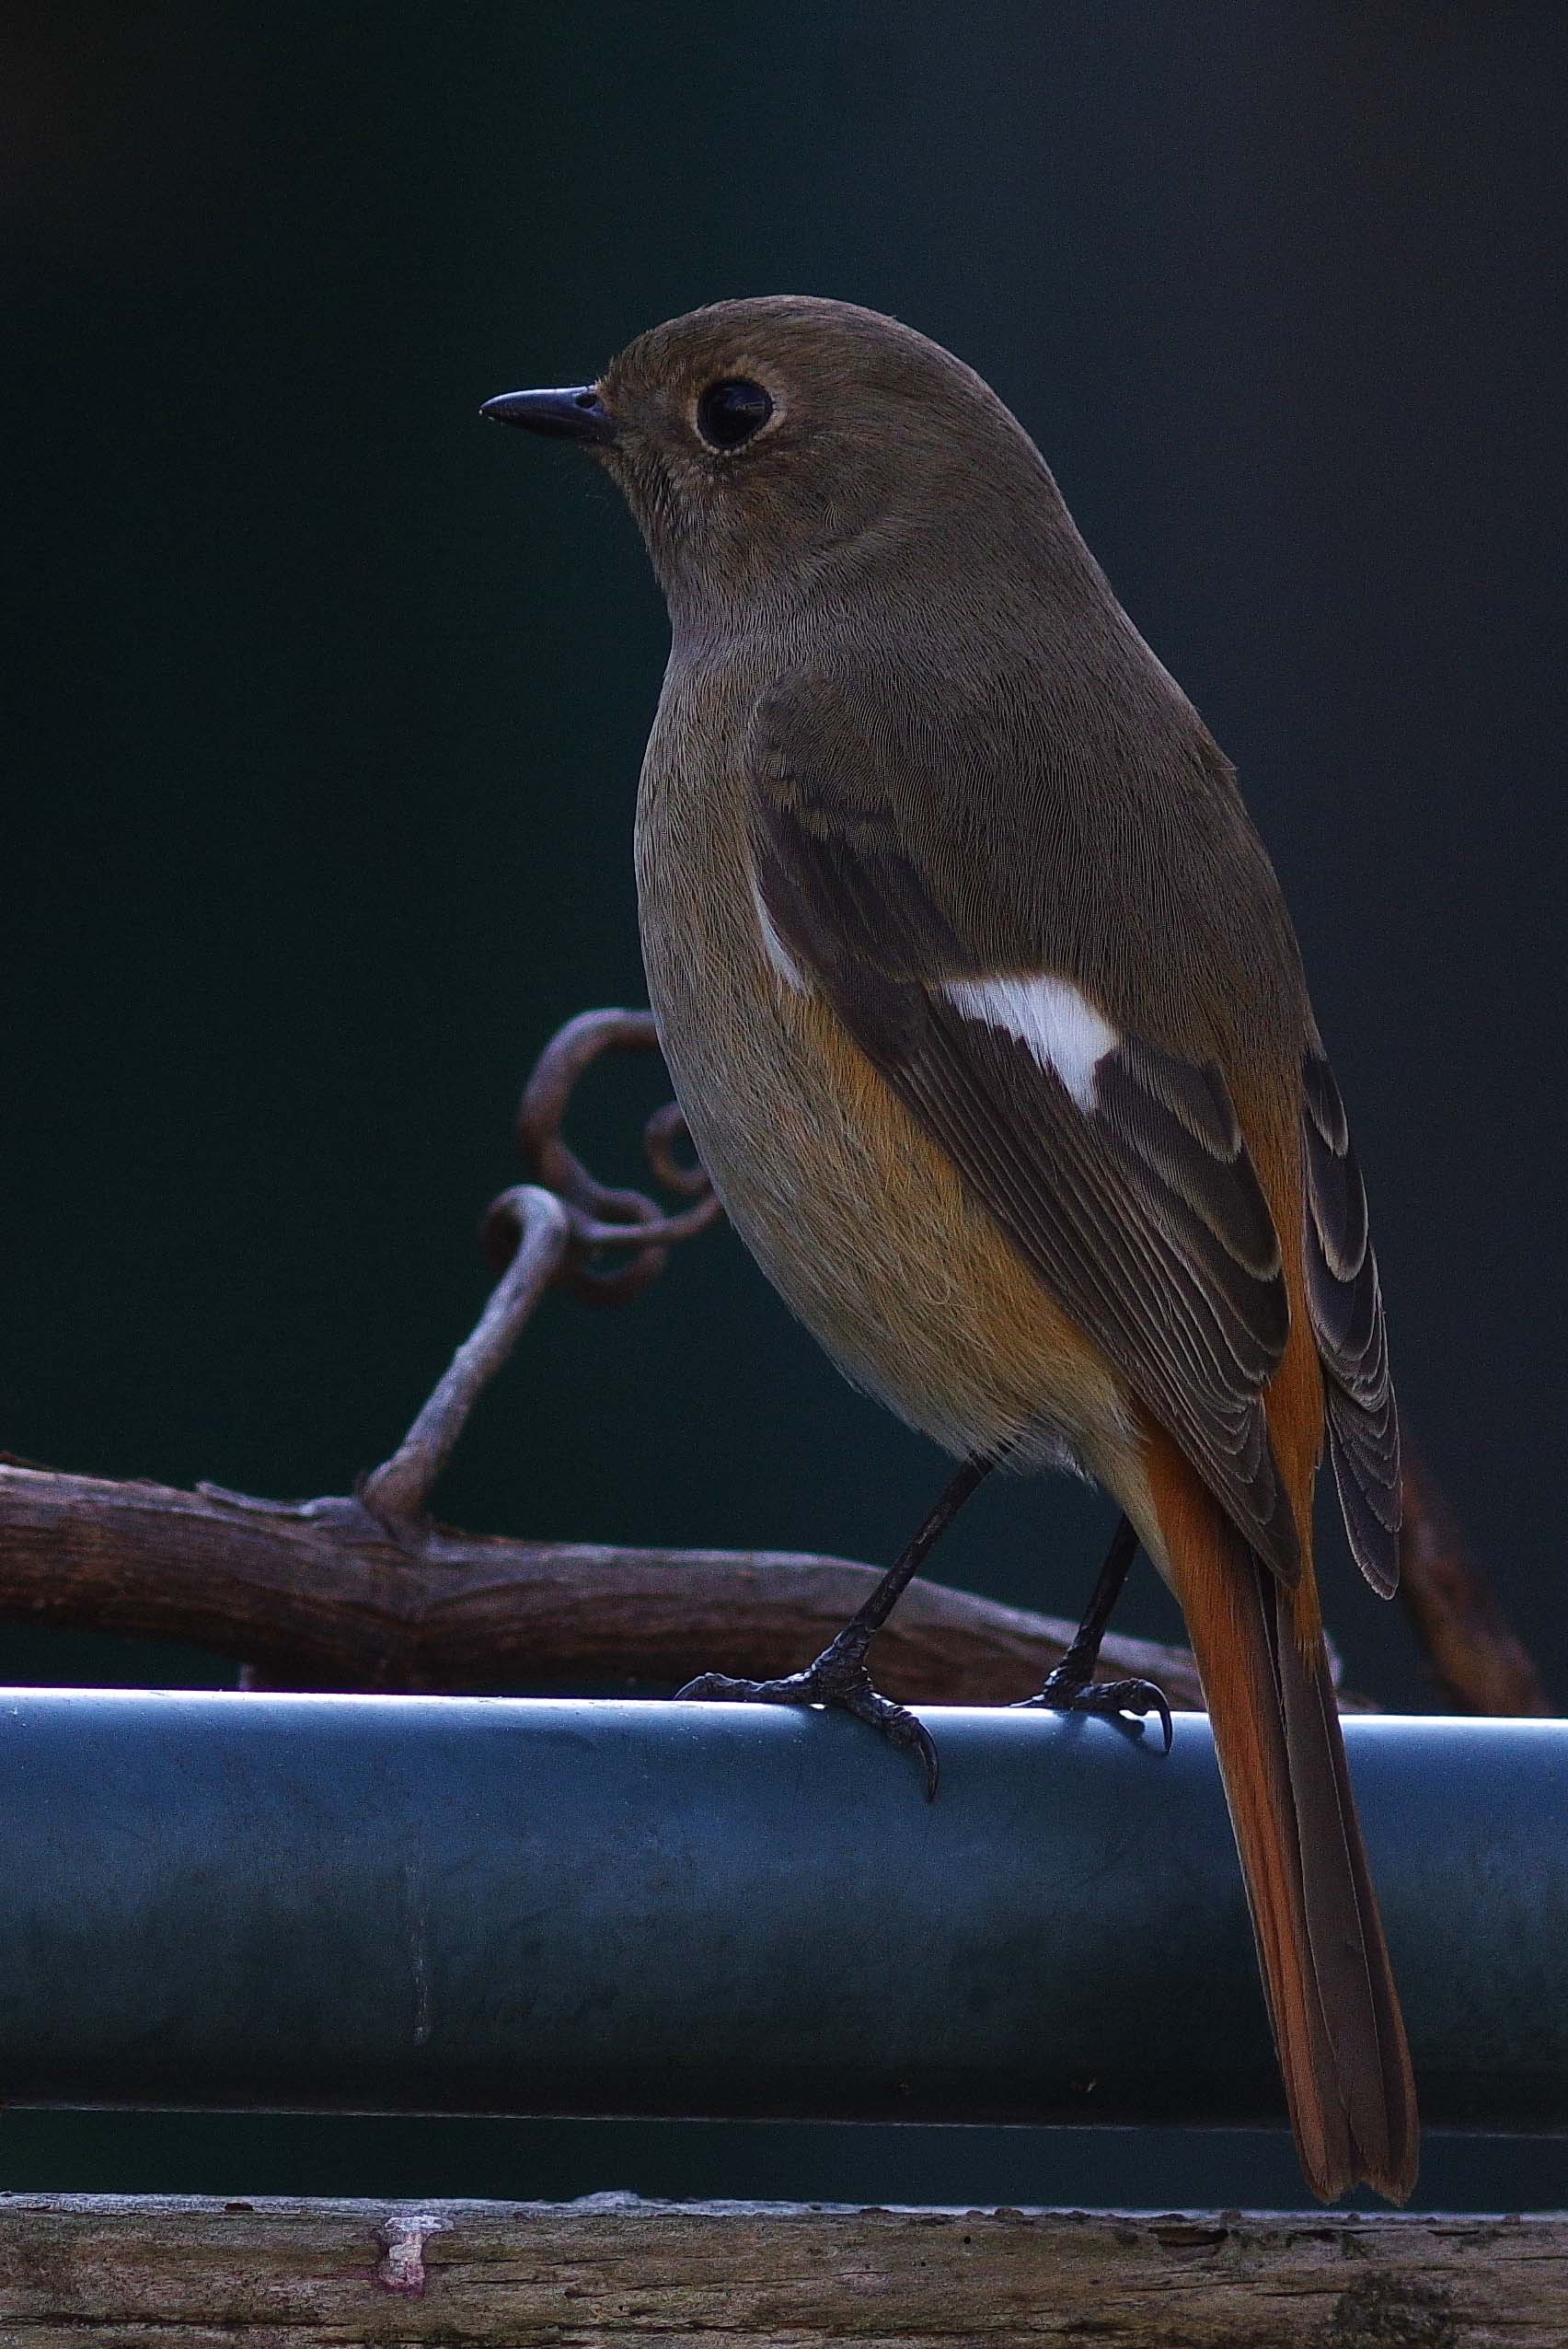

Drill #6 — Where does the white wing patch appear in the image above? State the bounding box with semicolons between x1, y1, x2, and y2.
943;975;1118;1110
752;874;807;991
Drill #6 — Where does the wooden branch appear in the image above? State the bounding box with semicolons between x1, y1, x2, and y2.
1398;1435;1552;1716
0;1019;1227;1707
0;1005;1536;1723
0;1457;1214;1707
0;2193;1559;2344
361;1186;571;1523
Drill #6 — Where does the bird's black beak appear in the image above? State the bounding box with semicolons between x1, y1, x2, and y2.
479;385;617;447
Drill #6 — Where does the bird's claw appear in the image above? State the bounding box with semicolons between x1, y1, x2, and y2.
676;1643;940;1799
1013;1665;1174;1754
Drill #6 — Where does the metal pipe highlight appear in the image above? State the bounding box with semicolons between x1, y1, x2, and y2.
0;1691;1562;2130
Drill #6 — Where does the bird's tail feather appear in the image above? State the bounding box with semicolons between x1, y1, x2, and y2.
1149;1435;1418;2204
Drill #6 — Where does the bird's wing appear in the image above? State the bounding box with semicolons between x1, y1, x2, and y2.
748;674;1300;1581
1301;1049;1401;1594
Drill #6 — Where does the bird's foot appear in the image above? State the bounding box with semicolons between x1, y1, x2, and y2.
1012;1658;1173;1753
675;1624;940;1799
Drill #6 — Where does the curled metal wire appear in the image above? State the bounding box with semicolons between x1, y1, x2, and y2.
483;1008;721;1304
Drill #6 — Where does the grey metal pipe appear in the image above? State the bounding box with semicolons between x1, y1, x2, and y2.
0;1690;1562;2130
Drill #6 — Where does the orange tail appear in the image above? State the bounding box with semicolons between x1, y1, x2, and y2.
1147;1432;1418;2204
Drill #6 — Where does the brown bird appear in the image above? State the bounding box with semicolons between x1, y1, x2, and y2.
483;296;1417;2204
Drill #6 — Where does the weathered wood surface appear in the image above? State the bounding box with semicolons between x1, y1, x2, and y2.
0;1460;1216;1707
1399;1440;1552;1717
0;2193;1558;2345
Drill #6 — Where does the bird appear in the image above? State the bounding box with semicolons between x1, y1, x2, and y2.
481;295;1417;2205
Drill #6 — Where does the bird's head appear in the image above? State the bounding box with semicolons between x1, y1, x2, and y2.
483;295;1059;631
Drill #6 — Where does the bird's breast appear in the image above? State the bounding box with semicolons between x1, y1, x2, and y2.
631;691;1131;1478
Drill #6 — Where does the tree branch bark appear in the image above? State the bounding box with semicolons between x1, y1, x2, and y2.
0;1006;1541;1722
1397;1435;1552;1716
0;1456;1215;1707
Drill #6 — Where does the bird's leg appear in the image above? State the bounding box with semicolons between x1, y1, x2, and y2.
674;1454;993;1799
1012;1513;1173;1751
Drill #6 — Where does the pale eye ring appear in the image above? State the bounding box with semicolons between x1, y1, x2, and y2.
696;378;773;451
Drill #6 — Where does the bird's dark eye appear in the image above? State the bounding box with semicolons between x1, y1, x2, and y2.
696;378;773;451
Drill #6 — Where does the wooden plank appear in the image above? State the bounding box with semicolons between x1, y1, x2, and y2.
0;2192;1558;2344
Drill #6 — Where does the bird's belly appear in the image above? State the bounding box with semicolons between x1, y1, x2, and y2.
640;905;1131;1478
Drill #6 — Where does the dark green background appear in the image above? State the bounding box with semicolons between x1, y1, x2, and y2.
5;2;1565;2207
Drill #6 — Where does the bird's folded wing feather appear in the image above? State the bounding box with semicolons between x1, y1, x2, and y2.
1301;1048;1401;1594
747;673;1300;1582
